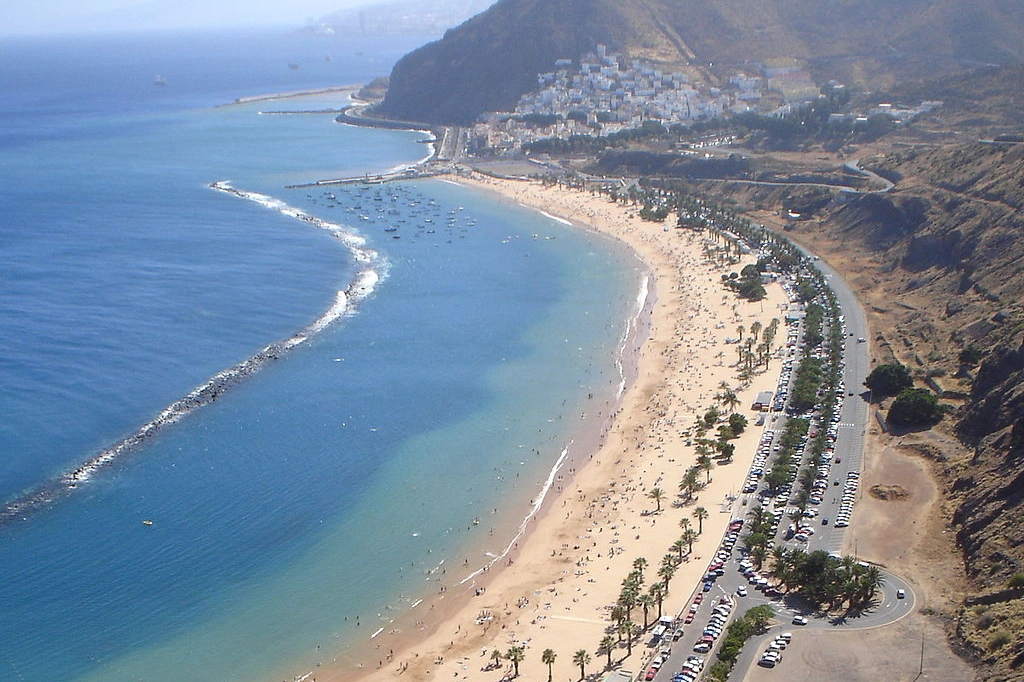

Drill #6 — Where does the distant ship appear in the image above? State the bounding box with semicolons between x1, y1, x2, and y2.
288;62;300;70
154;74;167;86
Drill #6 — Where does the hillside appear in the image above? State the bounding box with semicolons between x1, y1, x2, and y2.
707;95;1024;675
376;0;1024;124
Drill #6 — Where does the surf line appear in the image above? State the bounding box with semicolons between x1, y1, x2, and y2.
0;183;386;527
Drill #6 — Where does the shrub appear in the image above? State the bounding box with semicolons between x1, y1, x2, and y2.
887;388;944;426
987;630;1012;650
864;362;913;398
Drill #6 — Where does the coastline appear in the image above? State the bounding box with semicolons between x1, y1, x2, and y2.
299;174;790;682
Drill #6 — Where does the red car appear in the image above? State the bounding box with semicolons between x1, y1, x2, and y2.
645;667;658;681
684;612;695;624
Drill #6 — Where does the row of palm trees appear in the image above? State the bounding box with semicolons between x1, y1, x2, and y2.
490;646;593;681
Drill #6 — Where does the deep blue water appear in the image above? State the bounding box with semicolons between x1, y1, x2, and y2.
0;28;642;682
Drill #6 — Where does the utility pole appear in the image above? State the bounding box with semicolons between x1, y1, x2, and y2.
919;626;925;675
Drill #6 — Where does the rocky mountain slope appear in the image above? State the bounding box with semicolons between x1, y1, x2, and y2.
376;0;1024;124
722;83;1024;675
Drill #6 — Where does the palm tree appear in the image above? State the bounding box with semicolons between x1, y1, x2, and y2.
679;468;701;502
610;605;626;640
681;527;698;554
541;649;557;682
737;324;745;341
667;536;684;561
750;320;763;342
489;648;504;670
748;505;771;528
619;621;638;656
696;453;714;484
573;649;591;680
648;582;666;618
749;544;769;570
598;635;616;669
618;582;640;622
658;562;676;591
506;646;525;677
637;592;655;629
632;557;648;582
670;539;686;563
856;565;885;607
692;506;709;534
648;487;665;513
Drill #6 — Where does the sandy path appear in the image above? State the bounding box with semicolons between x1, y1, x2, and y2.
310;175;789;682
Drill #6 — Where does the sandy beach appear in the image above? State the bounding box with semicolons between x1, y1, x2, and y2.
310;174;789;682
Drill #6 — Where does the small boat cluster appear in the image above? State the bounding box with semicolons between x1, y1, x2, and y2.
305;184;478;242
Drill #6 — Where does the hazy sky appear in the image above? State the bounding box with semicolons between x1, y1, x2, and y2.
1;0;368;35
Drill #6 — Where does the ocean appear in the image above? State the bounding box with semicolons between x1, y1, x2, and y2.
0;26;644;682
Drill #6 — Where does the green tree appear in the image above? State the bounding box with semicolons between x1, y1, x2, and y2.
637;591;655;629
490;648;504;670
573;649;591;679
887;388;944;426
649;582;666;618
658;561;676;590
959;345;984;368
632;556;648;582
622;621;638;656
649;487;665;513
542;649;556;682
610;605;626;640
697;453;715;483
716;386;740;414
598;635;617;668
746;604;774;632
864;362;913;399
679;467;702;502
506;646;525;677
693;506;709;534
681;527;699;554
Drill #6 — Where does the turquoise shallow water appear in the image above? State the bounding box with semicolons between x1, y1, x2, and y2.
0;29;643;682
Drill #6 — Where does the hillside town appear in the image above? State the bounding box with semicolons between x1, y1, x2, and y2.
468;44;941;154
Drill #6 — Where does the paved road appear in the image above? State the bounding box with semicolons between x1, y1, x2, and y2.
731;569;915;677
641;253;905;682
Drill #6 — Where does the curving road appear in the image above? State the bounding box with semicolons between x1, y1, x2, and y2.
641;244;913;682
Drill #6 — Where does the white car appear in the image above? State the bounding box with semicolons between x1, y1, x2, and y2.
736;586;748;597
792;615;808;625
